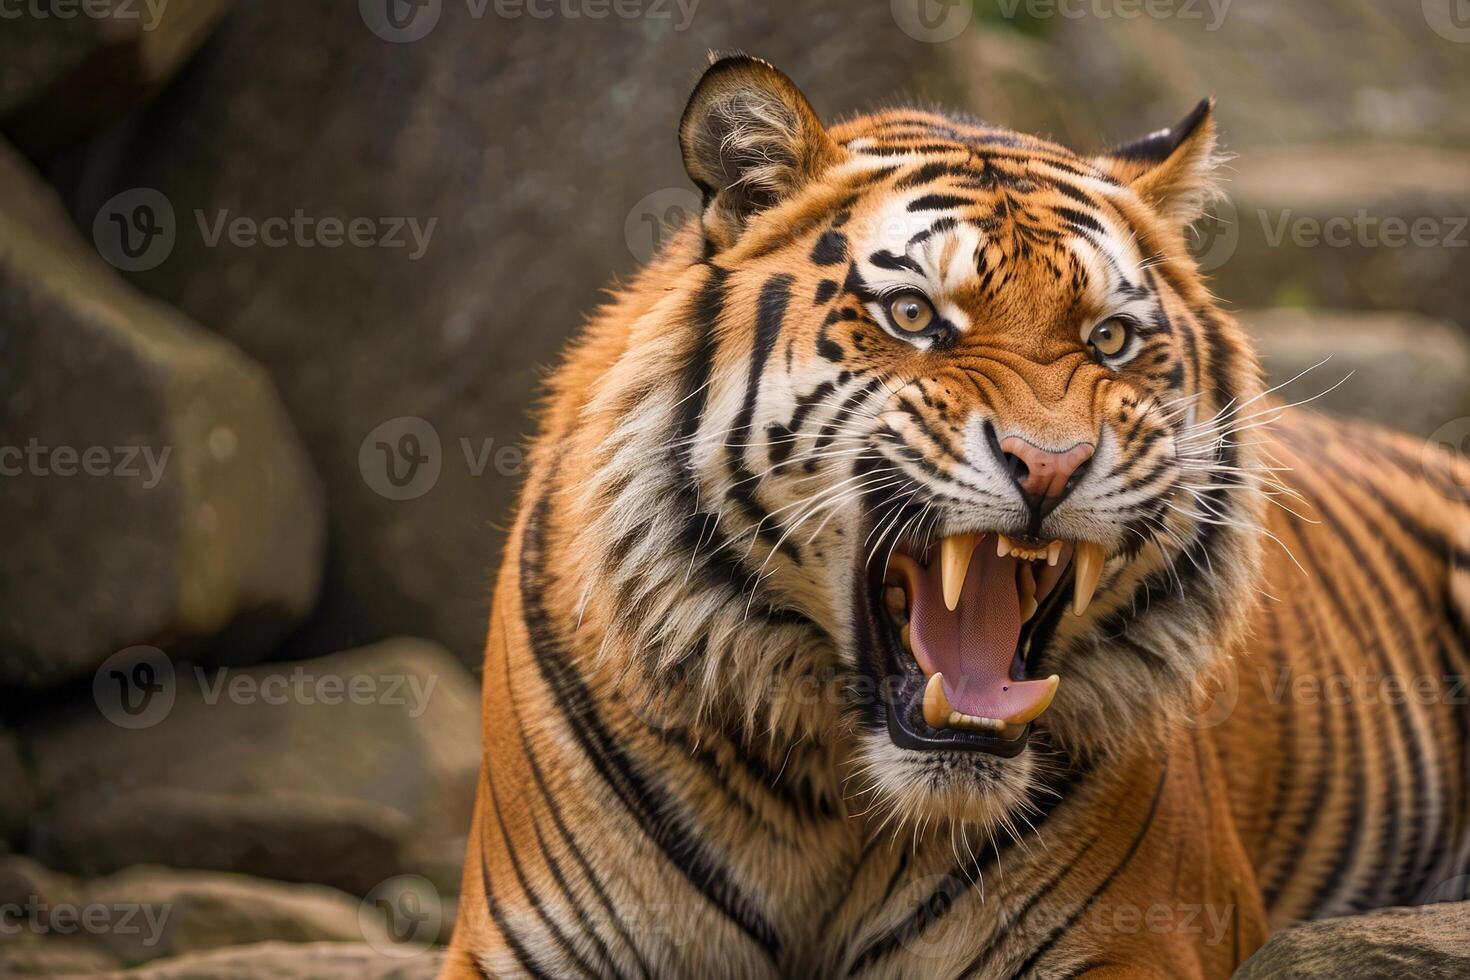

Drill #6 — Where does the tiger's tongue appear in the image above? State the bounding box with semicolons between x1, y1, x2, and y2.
889;547;1044;722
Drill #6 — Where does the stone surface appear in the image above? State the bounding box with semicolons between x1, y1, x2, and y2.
82;866;386;965
0;139;324;689
957;0;1470;154
0;725;30;846
0;857;120;975
0;0;236;154
1209;146;1470;327
1235;901;1470;979
20;639;479;896
52;0;975;667
98;941;447;980
1241;308;1470;438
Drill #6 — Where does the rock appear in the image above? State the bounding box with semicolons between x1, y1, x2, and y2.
51;0;973;667
0;0;236;155
1235;902;1470;979
0;854;81;909
80;866;389;965
0;725;31;845
21;639;478;896
0;139;324;689
0;857;119;976
1241;308;1470;438
0;934;121;977
1208;146;1470;328
98;941;447;980
955;1;1470;154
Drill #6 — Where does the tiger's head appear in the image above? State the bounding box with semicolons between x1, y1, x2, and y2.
573;55;1266;828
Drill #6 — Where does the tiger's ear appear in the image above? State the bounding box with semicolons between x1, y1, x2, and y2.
1093;99;1224;227
679;54;841;247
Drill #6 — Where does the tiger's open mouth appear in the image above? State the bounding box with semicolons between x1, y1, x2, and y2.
861;530;1105;756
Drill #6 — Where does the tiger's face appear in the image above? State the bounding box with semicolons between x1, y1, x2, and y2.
648;57;1265;825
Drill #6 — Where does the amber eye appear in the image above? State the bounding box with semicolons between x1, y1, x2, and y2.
888;292;936;333
1087;317;1131;358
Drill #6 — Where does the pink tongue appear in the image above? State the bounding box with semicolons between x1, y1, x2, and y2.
889;547;1041;721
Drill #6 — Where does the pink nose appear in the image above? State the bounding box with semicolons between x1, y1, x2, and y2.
998;437;1095;500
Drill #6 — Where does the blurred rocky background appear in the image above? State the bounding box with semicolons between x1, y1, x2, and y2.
1;0;1467;975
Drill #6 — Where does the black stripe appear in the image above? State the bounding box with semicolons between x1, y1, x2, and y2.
485;758;600;978
480;828;553;978
502;637;654;980
519;485;782;957
1013;762;1168;979
1279;510;1380;915
958;833;1101;979
673;265;728;479
844;761;1090;975
907;193;974;212
725;273;800;561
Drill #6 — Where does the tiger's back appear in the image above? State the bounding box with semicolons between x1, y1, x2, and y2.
1222;411;1470;925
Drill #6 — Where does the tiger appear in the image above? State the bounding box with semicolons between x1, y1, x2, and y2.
442;54;1470;979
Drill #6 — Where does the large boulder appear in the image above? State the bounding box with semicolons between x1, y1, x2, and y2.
0;857;415;971
0;725;30;846
1242;308;1470;438
20;639;479;896
0;139;324;689
0;0;235;155
82;866;388;965
51;0;974;666
97;941;447;980
1235;902;1470;978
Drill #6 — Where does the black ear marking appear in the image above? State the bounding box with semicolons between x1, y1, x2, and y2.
1110;98;1214;165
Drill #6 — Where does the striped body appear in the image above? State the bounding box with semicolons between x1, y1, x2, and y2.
444;58;1470;978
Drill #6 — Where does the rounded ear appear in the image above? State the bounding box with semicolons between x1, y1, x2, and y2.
679;54;841;248
1093;99;1225;227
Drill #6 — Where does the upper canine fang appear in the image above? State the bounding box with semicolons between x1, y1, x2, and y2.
940;534;979;611
1072;541;1105;615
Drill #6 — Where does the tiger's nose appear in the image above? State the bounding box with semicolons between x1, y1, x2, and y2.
997;436;1095;510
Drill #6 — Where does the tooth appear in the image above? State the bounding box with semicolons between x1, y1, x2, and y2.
901;623;912;651
1018;563;1037;623
1047;539;1062;566
1003;674;1061;725
1072;541;1105;615
923;672;952;728
885;586;907;619
940;534;979;611
996;534;1012;558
